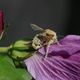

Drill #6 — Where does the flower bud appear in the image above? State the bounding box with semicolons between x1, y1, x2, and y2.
11;50;32;60
13;40;31;50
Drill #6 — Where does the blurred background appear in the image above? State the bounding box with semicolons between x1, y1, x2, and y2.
0;0;80;46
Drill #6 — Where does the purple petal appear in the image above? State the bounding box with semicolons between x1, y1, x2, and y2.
24;53;80;80
68;52;80;62
24;35;80;80
39;35;80;56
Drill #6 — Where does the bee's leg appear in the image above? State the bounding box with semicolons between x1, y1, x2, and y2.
32;51;38;55
56;41;61;46
54;38;62;46
56;42;62;47
45;42;51;58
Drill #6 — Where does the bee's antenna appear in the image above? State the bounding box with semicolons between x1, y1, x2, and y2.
58;34;65;39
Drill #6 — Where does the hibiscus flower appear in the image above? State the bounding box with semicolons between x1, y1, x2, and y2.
24;35;80;80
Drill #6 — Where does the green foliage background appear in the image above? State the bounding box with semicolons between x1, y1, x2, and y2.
0;54;32;80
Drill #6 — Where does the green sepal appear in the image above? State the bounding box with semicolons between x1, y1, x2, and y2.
10;50;33;60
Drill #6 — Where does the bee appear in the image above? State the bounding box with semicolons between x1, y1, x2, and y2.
31;24;59;58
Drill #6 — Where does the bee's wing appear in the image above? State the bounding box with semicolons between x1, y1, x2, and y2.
30;24;44;31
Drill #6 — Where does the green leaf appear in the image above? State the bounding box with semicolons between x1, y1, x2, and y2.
0;54;32;80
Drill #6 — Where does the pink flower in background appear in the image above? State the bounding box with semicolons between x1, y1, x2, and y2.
0;10;4;39
0;10;4;33
24;35;80;80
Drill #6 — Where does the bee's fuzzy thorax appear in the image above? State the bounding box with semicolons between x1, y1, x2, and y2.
44;29;56;35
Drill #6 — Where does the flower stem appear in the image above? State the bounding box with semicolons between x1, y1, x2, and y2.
0;45;12;53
